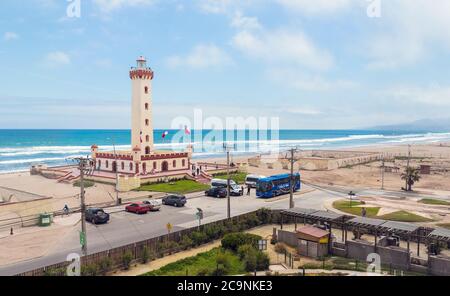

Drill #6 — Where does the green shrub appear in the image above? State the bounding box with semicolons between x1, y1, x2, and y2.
237;244;256;260
256;252;270;270
81;263;99;276
221;233;262;252
142;246;154;264
122;251;133;270
196;267;211;276
180;235;194;250
256;208;272;224
191;231;208;246
242;213;261;228
204;224;225;240
43;267;66;276
98;257;113;275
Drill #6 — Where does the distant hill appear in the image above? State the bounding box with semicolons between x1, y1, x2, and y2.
367;118;450;132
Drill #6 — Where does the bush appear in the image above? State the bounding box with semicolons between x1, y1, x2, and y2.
274;243;287;254
43;267;66;276
242;213;261;228
196;267;211;276
237;244;256;260
81;263;99;276
180;235;194;250
256;208;272;224
256;252;270;270
221;233;262;252
142;246;156;264
122;251;133;270
191;231;208;246
98;257;113;275
204;224;225;240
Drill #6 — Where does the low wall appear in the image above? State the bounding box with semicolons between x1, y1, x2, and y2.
346;240;375;261
377;245;410;270
278;229;298;247
429;256;450;276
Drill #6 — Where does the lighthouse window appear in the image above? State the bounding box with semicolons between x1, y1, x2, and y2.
145;103;148;110
145;119;149;126
146;135;150;142
145;146;151;154
144;86;148;94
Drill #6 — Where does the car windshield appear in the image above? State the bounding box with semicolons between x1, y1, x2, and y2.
246;177;259;183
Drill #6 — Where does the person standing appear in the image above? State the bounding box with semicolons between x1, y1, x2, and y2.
247;185;251;196
361;207;367;218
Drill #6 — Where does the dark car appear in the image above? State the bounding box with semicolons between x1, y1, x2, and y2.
205;187;227;198
162;194;187;207
125;202;150;214
85;208;110;224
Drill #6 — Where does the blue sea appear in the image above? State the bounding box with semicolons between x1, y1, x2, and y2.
1;129;450;174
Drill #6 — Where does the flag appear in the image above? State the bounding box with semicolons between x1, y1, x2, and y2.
184;125;191;135
162;131;169;139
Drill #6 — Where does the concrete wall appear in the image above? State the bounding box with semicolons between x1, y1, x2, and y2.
377;246;410;270
346;240;375;261
429;256;450;276
278;229;298;247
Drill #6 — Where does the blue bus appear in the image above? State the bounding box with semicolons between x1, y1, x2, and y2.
256;173;301;198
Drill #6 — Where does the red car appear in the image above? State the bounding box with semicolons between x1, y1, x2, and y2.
125;202;150;214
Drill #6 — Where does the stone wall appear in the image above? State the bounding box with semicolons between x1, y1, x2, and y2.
429;256;450;276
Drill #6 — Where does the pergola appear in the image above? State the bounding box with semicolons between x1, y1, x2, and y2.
346;217;422;255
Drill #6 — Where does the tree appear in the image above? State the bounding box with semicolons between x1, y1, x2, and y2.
401;167;421;191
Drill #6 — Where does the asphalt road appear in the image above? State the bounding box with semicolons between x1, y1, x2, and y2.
0;185;343;276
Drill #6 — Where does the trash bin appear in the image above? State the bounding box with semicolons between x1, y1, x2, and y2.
39;213;53;227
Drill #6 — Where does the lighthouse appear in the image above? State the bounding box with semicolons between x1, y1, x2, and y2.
130;56;154;156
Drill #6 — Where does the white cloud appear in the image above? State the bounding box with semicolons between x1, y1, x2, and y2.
276;0;354;15
167;44;232;69
386;84;450;106
197;0;257;15
4;32;19;41
44;51;71;67
230;11;261;30
366;0;450;69
93;0;156;13
232;29;333;71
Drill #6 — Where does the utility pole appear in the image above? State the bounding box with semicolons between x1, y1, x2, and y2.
381;154;385;190
289;148;295;209
226;148;231;219
73;156;93;257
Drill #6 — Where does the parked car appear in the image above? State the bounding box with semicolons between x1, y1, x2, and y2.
230;184;244;196
205;187;228;198
162;194;187;207
142;199;161;211
125;202;150;214
245;174;265;188
85;208;110;224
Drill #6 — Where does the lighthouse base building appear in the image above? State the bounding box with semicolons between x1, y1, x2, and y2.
89;57;193;190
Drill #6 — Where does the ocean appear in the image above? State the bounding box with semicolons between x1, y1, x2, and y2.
1;129;450;174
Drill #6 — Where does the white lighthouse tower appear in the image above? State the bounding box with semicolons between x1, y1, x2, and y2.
130;56;154;156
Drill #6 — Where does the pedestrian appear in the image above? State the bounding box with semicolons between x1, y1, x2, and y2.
361;207;367;218
247;185;251;196
197;167;200;176
241;186;244;196
63;204;70;216
10;227;13;235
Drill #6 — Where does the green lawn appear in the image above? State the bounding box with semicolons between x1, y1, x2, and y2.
73;180;95;188
213;171;247;184
418;198;450;206
142;248;245;276
137;179;210;194
332;200;380;218
378;211;433;223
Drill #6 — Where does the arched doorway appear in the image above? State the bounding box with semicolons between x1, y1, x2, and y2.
145;146;151;155
162;161;169;172
112;161;117;173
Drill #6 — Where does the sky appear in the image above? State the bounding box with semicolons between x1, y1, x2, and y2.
1;0;450;130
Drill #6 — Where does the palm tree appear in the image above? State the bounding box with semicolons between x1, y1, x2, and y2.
401;167;421;191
